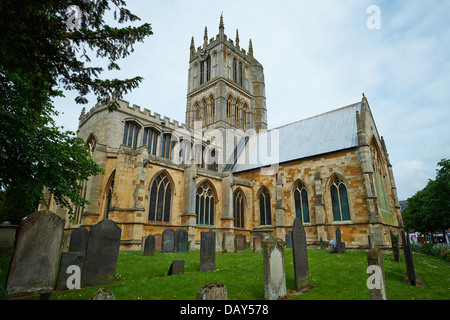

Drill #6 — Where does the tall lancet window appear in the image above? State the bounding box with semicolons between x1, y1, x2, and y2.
294;181;310;223
148;172;171;223
196;181;215;226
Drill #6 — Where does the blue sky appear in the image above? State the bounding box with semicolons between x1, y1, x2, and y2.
53;0;450;201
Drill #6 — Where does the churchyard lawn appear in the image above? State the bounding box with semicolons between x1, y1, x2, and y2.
1;248;449;300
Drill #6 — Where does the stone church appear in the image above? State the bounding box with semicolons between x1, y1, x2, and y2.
45;16;403;250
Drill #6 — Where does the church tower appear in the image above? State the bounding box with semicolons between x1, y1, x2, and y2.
185;15;267;134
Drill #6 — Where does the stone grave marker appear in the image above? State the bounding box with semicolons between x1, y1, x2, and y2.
81;219;121;288
161;229;175;253
222;232;235;253
175;229;189;253
401;231;416;286
235;234;246;252
263;237;286;300
335;227;346;253
292;218;310;292
55;251;85;290
200;231;215;272
168;260;185;275
319;237;326;250
0;221;18;257
68;227;89;252
367;248;388;300
390;231;400;262
90;288;116;300
143;235;155;256
196;282;227;300
5;210;64;297
285;231;292;248
154;234;162;251
253;236;262;253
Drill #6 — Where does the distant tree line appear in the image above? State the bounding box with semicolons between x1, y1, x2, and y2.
402;159;450;243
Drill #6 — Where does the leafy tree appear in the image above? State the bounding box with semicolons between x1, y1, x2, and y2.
403;159;450;243
0;0;152;221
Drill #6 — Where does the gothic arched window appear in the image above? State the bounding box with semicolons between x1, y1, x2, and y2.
143;127;159;155
206;55;211;82
235;100;240;127
243;103;249;131
234;189;245;228
123;121;140;149
227;96;233;124
161;134;175;160
148;173;171;223
259;187;272;226
238;61;243;86
208;96;215;124
294;181;310;223
196;181;215;225
330;177;351;221
233;58;237;83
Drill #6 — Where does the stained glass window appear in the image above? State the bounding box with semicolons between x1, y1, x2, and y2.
330;177;351;221
294;181;310;223
148;173;171;222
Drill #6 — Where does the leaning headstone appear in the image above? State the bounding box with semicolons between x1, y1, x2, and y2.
292;218;310;292
168;260;185;275
235;234;246;252
161;229;175;253
335;227;346;253
143;235;155;256
68;227;89;252
222;232;235;253
81;219;121;288
200;231;215;272
196;282;227;300
401;231;416;286
55;251;85;290
253;237;262;253
367;248;388;300
175;229;189;253
263;237;287;300
90;288;116;300
0;221;18;257
5;210;64;297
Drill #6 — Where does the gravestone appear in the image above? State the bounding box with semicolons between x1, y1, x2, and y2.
285;231;292;248
253;236;262;253
55;251;85;290
196;282;227;300
68;227;89;252
319;237;326;250
143;235;155;256
90;288;116;300
200;231;215;272
222;232;235;253
161;229;175;253
175;229;189;253
367;248;388;300
81;219;121;288
292;218;310;291
263;237;286;300
368;235;373;249
401;231;416;286
154;234;162;251
168;260;185;275
235;234;246;252
390;231;400;262
5;210;64;297
0;221;18;256
335;227;346;253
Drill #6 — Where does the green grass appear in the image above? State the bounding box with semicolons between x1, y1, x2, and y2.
1;249;449;300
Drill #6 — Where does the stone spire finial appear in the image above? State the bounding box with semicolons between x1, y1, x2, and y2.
219;13;224;30
190;36;195;60
248;39;253;57
203;26;208;47
235;29;240;48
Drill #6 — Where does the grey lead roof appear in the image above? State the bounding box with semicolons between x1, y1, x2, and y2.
231;102;361;173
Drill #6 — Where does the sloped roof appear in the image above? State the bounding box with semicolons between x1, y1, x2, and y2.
231;102;361;173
